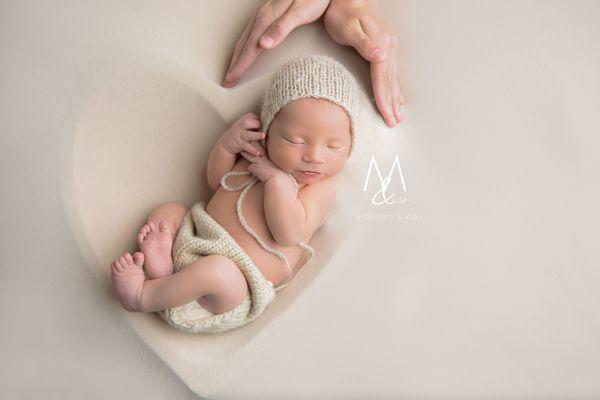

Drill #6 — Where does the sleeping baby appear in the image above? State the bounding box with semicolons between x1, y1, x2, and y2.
110;54;360;333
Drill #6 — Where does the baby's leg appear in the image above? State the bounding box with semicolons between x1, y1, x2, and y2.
138;202;188;279
111;252;249;314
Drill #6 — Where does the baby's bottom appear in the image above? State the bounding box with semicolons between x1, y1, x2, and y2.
135;202;249;314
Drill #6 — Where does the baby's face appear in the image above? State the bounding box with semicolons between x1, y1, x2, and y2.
265;98;352;185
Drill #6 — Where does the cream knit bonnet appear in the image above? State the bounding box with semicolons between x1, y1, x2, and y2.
260;54;360;155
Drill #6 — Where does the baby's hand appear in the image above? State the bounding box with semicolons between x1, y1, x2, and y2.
241;144;287;182
220;113;266;157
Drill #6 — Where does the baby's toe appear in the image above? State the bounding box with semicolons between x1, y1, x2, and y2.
148;221;156;231
139;224;152;238
124;253;134;265
132;252;144;267
113;259;123;273
121;255;130;267
158;220;171;233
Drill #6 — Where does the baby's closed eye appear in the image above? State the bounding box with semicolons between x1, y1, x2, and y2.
283;135;346;150
283;136;304;145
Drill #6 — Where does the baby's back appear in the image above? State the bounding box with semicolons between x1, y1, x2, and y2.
206;158;313;287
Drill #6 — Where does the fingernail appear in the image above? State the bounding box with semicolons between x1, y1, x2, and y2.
372;49;385;61
394;105;402;122
261;35;273;47
395;111;403;123
223;71;235;85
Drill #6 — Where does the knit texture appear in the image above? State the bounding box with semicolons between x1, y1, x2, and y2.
260;54;360;155
158;202;276;334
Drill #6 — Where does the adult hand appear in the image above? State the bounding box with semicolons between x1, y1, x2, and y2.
222;0;330;88
324;0;405;126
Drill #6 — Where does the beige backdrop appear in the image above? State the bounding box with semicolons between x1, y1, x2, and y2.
2;0;599;399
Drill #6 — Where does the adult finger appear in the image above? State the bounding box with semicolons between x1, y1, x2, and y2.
385;45;405;122
224;12;258;86
391;56;404;123
348;16;387;63
260;4;297;49
224;1;293;87
224;30;268;86
371;59;397;127
260;1;325;49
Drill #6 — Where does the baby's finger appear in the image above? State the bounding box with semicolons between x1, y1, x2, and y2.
241;150;257;162
248;142;266;157
243;130;266;142
242;142;264;157
240;116;261;130
254;140;266;151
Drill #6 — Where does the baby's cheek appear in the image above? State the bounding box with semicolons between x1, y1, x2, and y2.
273;147;297;169
329;155;347;175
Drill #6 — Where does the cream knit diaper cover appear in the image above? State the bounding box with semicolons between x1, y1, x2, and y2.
158;201;277;334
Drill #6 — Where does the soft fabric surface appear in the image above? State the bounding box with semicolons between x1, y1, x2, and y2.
61;1;600;398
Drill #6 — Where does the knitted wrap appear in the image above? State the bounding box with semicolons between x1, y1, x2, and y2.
158;202;277;334
259;54;360;155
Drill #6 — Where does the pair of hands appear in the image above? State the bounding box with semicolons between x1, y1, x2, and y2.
220;113;287;182
222;0;405;127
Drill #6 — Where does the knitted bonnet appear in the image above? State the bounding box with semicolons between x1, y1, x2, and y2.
260;54;360;155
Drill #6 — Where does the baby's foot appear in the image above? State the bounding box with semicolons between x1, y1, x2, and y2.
137;221;174;279
111;252;145;312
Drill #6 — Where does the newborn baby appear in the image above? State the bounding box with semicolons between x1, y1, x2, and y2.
111;55;360;333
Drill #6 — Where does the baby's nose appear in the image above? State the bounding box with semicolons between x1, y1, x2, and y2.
302;147;325;163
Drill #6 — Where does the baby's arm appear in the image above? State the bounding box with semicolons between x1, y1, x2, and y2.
263;175;335;246
206;113;266;191
206;137;237;191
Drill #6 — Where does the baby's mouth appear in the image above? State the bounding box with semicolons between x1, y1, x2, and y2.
299;170;321;177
